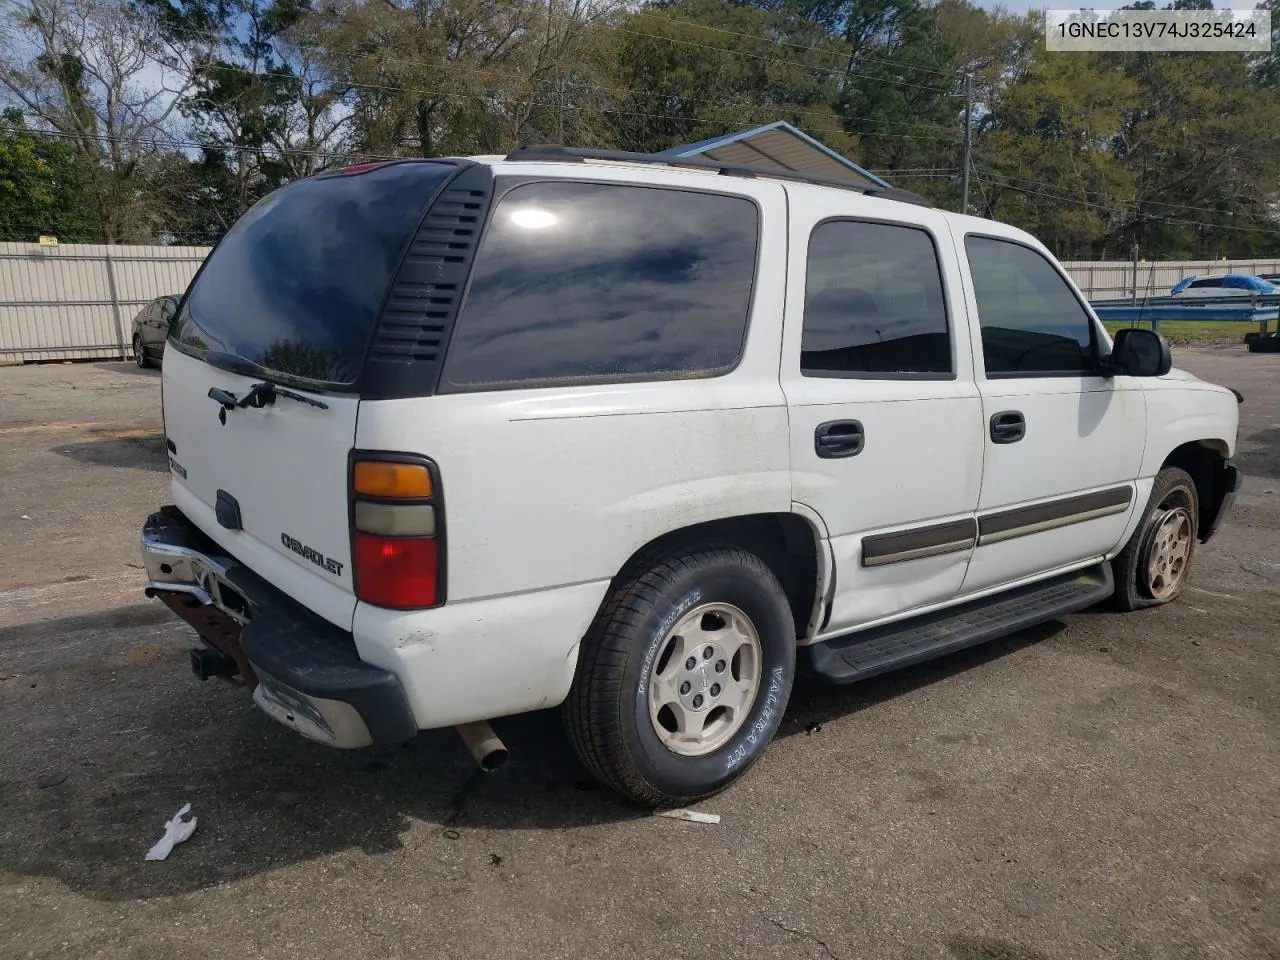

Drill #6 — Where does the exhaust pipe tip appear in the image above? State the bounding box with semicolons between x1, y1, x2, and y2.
455;721;509;772
479;746;509;772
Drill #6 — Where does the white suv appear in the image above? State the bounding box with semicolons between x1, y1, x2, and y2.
141;146;1242;806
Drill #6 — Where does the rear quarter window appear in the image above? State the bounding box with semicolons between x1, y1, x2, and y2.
169;161;456;387
438;180;760;391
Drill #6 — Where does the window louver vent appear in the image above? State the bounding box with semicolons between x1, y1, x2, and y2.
362;164;494;399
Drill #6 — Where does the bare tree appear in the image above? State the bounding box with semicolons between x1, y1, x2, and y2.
274;28;357;179
0;0;196;240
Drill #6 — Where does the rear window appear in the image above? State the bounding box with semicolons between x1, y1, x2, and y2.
438;180;759;391
170;161;455;387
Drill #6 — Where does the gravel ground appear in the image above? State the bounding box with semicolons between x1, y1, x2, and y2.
1;348;1277;960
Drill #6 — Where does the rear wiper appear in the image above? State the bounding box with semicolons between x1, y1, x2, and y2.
208;380;329;412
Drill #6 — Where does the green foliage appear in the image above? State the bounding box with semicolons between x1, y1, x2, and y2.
1;0;1279;258
0;110;96;241
604;0;852;154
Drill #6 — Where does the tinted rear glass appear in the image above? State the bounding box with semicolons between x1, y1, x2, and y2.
170;161;454;387
439;180;759;390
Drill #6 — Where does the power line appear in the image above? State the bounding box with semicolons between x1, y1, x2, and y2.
633;8;966;82
0;6;967;145
611;23;961;97
0;120;375;161
4;0;961;100
0;0;964;105
977;167;1280;236
869;168;959;175
977;166;1279;222
971;169;1264;219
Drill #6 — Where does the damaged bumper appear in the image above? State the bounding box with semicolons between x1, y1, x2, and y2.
141;507;417;749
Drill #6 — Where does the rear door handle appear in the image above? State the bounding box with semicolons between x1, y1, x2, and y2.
815;419;864;458
990;410;1025;444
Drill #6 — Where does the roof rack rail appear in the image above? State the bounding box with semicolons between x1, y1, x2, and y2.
502;144;934;208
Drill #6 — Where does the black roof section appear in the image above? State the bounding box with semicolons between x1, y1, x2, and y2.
502;144;933;208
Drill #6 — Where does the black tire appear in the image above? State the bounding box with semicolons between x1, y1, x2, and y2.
133;335;151;368
1247;334;1280;353
563;544;796;807
1112;466;1199;611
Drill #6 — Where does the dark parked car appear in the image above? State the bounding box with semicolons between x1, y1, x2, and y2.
131;295;178;368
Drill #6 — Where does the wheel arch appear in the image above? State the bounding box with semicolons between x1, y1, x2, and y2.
1159;440;1234;542
610;512;830;643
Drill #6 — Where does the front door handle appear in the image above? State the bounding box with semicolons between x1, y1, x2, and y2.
815;419;865;458
990;410;1025;444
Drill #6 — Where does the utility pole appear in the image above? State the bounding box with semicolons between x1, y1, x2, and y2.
961;72;973;216
1131;242;1139;305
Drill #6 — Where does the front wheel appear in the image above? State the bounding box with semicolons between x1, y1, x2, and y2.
1112;466;1199;611
563;545;796;807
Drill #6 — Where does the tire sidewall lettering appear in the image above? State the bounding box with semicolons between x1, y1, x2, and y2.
625;564;795;796
636;587;703;704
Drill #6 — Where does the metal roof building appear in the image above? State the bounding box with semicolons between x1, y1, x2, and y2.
658;120;889;190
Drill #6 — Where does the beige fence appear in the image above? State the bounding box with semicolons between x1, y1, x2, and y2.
0;242;210;363
1062;258;1280;300
1;243;1277;363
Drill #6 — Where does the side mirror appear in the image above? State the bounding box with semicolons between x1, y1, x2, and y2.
1105;328;1172;377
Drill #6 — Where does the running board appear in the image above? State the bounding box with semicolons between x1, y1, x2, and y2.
800;563;1114;684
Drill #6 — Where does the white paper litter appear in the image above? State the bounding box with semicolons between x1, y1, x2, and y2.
654;808;720;825
145;803;198;861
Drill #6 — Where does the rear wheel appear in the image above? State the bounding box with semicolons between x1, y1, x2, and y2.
1112;467;1198;611
133;335;151;368
564;544;796;807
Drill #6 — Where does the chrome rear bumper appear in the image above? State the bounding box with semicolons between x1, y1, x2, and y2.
140;507;417;749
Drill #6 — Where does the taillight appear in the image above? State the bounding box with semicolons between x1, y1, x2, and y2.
350;455;443;609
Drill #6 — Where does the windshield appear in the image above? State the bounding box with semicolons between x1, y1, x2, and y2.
169;161;455;388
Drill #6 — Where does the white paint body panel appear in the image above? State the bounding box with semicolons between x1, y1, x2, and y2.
1138;373;1239;472
961;377;1145;591
946;216;1145;593
163;348;359;630
351;171;793;724
353;580;610;727
778;190;985;634
156;161;1242;732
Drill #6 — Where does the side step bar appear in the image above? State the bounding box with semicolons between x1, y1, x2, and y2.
800;563;1114;684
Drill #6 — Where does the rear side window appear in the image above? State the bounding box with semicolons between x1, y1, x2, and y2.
170;161;455;387
438;181;759;390
964;236;1097;377
801;219;952;376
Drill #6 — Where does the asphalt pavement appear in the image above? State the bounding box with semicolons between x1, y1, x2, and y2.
1;348;1277;960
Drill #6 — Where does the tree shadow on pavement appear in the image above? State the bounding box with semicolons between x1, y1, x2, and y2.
0;604;1061;903
50;433;167;472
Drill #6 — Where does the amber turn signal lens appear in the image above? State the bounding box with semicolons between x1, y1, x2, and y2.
353;461;432;498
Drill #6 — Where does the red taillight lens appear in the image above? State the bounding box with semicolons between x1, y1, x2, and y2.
350;455;443;610
354;534;438;609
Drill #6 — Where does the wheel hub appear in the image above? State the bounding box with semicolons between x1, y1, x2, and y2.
646;602;761;757
1145;506;1193;600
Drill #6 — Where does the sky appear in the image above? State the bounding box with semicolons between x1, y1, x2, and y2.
969;0;1050;14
